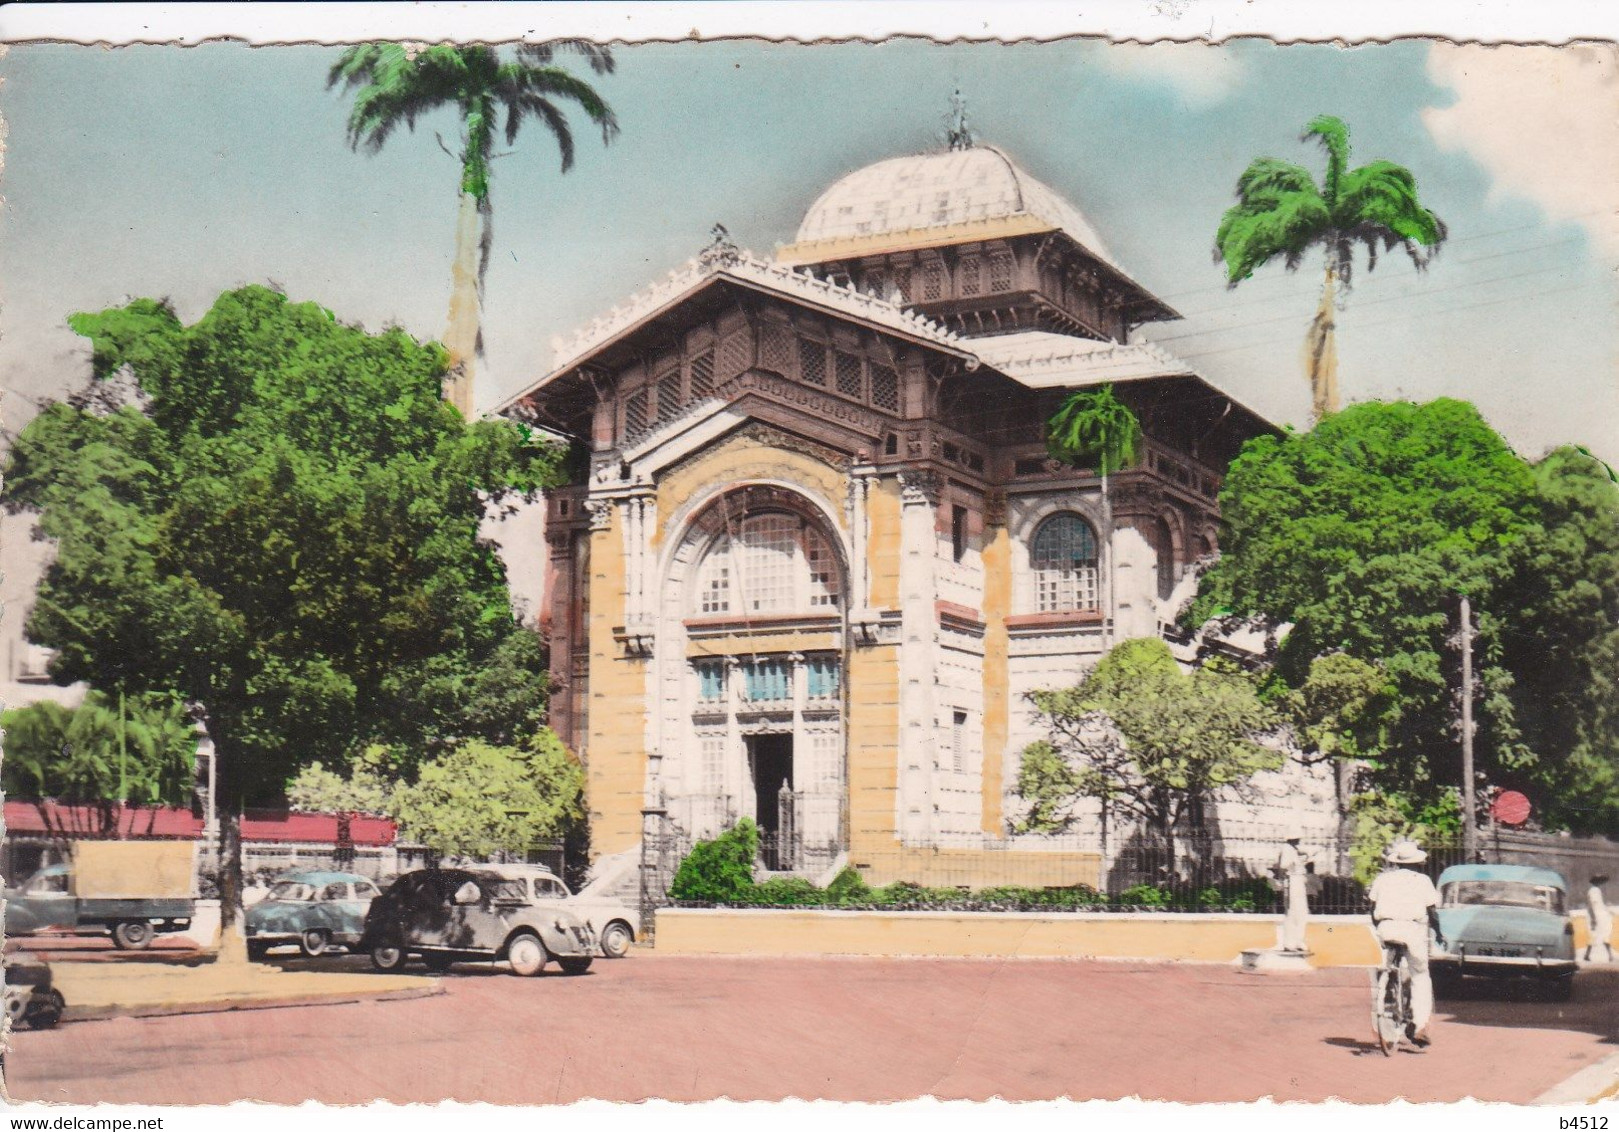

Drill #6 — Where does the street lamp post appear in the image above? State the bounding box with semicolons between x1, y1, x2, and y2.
1460;594;1477;864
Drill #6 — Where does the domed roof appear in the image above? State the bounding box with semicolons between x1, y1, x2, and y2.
783;145;1121;271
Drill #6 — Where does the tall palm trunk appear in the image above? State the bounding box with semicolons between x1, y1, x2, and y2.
1304;258;1340;423
443;190;482;418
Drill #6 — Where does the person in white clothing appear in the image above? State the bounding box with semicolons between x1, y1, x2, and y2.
1367;839;1445;1048
1586;874;1614;963
1275;831;1312;952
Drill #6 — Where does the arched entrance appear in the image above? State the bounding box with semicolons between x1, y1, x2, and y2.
655;484;850;871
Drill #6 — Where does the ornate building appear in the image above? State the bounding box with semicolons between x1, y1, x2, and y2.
500;141;1278;883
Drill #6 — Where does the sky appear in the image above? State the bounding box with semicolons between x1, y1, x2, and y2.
1;38;1615;461
0;36;1616;685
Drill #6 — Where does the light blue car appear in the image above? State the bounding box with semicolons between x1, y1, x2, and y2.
245;870;382;959
1431;863;1576;1000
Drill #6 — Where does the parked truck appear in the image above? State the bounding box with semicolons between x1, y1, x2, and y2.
3;840;197;949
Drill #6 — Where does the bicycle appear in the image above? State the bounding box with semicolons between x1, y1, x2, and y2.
1371;940;1413;1056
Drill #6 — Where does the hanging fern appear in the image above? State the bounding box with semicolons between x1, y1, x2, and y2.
1046;384;1142;476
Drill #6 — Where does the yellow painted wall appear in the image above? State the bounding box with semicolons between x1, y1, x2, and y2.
655;908;1392;964
73;841;196;898
586;506;648;856
980;521;1012;834
865;477;901;608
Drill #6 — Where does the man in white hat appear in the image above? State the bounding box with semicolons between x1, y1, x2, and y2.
1367;839;1446;1047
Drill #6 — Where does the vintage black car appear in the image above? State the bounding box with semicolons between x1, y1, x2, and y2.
357;868;596;976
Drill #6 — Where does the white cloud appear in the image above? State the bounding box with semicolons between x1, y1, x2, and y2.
1094;42;1247;107
1424;43;1619;256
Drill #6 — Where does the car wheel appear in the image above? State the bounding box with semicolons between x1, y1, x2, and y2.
300;929;331;958
370;939;408;973
506;933;548;977
599;921;633;959
558;956;593;976
112;921;154;950
422;954;454;973
247;940;270;961
24;989;64;1030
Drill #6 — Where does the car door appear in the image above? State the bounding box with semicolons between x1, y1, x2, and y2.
336;879;380;942
449;876;526;953
404;871;465;952
9;867;74;933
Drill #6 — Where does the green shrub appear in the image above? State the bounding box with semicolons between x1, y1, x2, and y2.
825;866;872;904
741;876;824;906
870;881;970;906
668;819;759;903
971;884;1106;910
1115;883;1173;907
1195;886;1224;909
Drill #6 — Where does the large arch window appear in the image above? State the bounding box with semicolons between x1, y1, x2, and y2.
1031;513;1100;613
690;512;841;617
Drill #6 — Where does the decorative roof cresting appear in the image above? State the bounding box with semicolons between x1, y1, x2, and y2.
549;231;972;372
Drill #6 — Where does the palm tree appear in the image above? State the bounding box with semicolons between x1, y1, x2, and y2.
330;42;619;417
1215;115;1447;423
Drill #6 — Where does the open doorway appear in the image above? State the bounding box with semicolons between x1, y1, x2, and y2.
748;734;794;836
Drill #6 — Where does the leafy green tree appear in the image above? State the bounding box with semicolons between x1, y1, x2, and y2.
1215;116;1447;422
284;750;396;817
1023;638;1280;849
1;691;197;835
390;730;583;860
329;42;618;415
3;286;561;950
1195;400;1619;833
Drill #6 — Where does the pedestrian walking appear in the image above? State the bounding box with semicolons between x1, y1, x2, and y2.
1585;874;1614;963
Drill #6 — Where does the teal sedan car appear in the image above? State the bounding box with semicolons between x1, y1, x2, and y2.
246;871;382;959
1430;864;1577;999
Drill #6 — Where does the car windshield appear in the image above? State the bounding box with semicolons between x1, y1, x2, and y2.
1442;879;1565;914
267;882;316;902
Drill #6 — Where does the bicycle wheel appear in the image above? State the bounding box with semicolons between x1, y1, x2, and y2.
1373;967;1402;1055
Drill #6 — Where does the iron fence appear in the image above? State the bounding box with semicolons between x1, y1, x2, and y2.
640;818;1619;917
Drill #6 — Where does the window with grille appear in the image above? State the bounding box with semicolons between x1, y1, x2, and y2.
735;513;796;613
952;710;968;772
834;351;863;399
689;349;717;397
959;257;982;297
807;656;840;699
690;513;841;617
719;331;750;381
804;526;840;608
656;372;681;422
743;658;791;703
892;266;912;303
952;505;969;563
988;252;1014;293
798;338;828;387
812;731;841;787
870;364;900;413
865;268;887;298
624;388;648;437
758;324;791;376
1031;514;1100;612
696;661;725;702
695;538;731;614
921;259;945;301
700;731;726;793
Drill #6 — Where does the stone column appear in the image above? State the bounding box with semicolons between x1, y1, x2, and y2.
898;469;941;844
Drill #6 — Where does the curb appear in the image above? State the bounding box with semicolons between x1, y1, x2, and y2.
59;981;442;1024
1533;1050;1619;1105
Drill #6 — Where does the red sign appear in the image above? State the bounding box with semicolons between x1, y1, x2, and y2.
1492;790;1531;826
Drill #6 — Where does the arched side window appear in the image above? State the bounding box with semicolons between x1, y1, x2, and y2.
1031;513;1100;613
689;512;841;617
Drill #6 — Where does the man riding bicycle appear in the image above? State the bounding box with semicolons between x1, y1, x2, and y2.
1368;839;1446;1047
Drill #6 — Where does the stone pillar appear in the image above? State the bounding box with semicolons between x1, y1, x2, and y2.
898;469;941;844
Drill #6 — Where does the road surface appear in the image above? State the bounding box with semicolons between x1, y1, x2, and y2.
8;954;1616;1104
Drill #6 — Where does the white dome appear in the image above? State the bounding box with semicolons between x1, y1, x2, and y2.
789;145;1120;270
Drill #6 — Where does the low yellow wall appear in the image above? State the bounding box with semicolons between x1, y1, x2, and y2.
655;908;1386;967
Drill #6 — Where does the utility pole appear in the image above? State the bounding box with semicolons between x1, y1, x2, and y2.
1460;595;1477;864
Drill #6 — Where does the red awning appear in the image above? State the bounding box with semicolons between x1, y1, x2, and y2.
3;801;396;846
